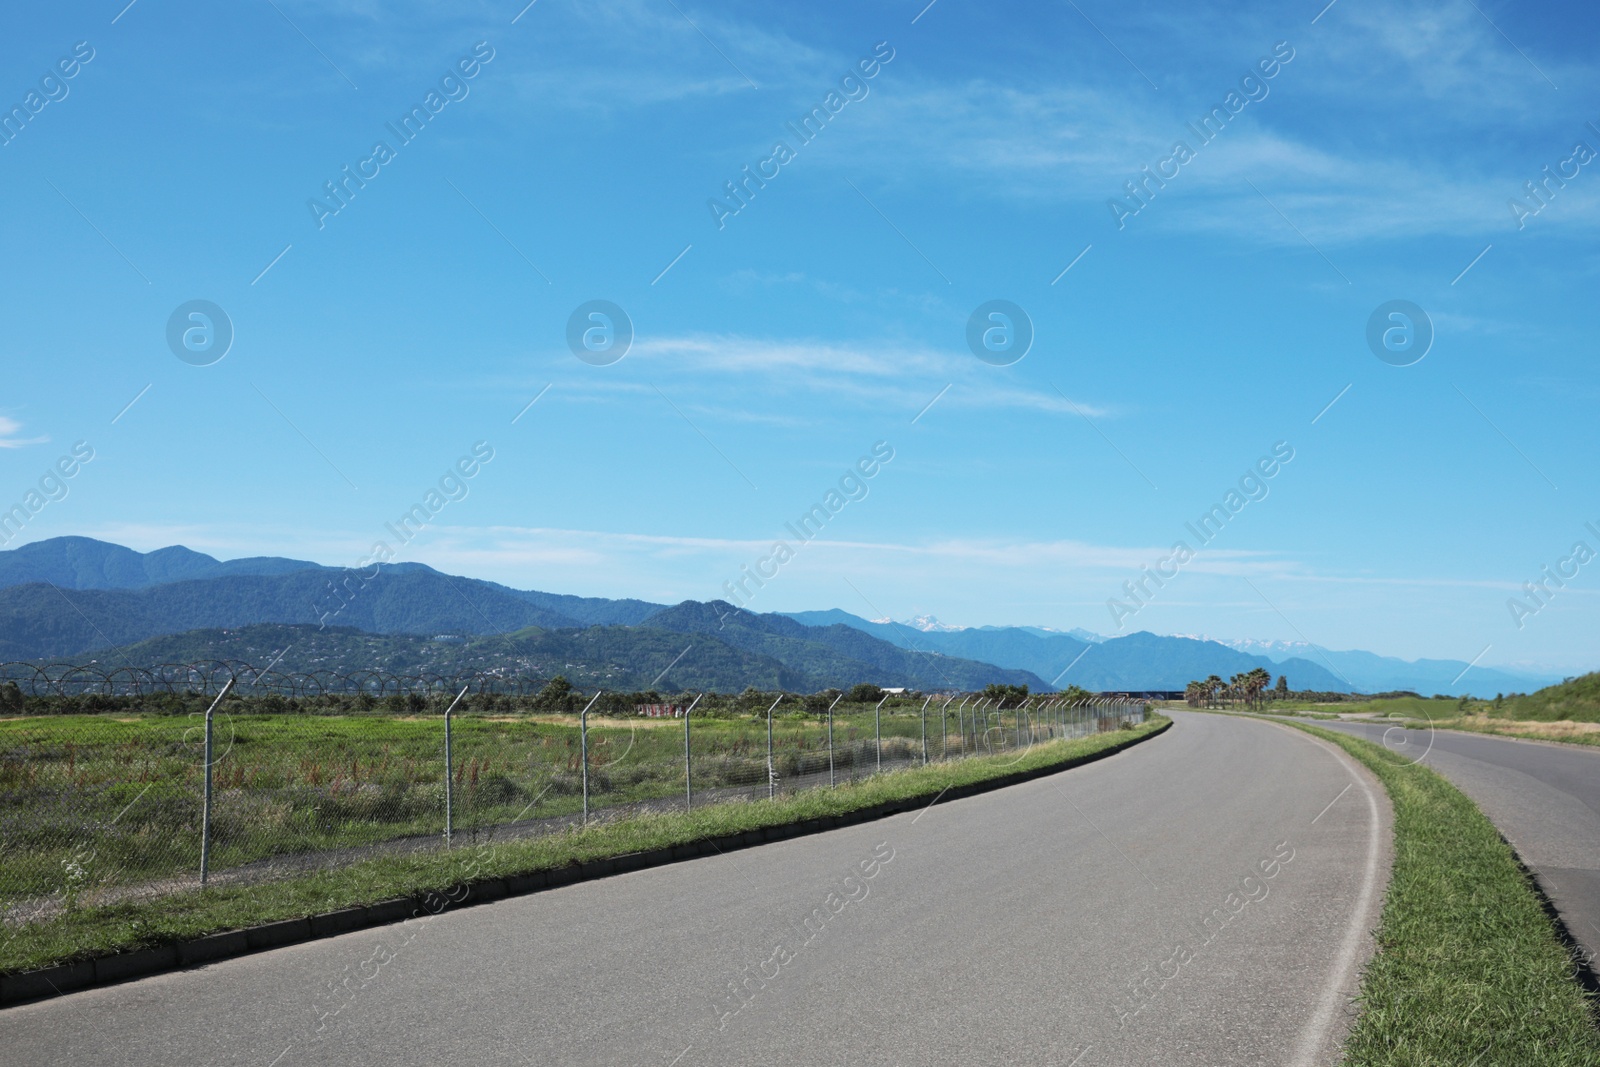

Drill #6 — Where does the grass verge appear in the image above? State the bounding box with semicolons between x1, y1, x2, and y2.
0;716;1168;977
1261;691;1600;748
1268;708;1600;749
1407;715;1600;749
1281;720;1600;1065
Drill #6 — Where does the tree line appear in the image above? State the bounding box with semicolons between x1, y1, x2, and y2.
1184;669;1288;709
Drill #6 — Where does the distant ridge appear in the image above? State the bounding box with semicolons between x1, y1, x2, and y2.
0;539;1038;690
1173;633;1560;697
784;609;1348;692
0;535;324;590
0;536;1555;694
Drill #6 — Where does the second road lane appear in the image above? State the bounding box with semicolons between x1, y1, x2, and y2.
1319;717;1600;972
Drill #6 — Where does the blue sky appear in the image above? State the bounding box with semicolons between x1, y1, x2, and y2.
2;0;1598;675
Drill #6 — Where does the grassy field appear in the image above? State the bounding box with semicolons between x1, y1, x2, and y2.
1258;692;1600;747
1281;720;1600;1065
0;714;1166;976
0;701;1125;914
1266;695;1463;718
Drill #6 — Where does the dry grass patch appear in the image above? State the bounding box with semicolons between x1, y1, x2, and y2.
1453;715;1600;742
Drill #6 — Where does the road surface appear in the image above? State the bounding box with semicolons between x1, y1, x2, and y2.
3;712;1391;1066
1318;718;1600;972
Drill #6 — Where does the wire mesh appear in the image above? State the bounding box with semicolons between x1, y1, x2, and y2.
0;687;1147;929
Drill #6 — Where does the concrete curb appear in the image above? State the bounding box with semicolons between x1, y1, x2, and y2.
1;719;1170;1008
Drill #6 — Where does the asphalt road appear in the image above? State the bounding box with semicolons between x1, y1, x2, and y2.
3;713;1392;1067
1318;718;1600;972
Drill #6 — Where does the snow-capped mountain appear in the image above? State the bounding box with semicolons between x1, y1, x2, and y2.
870;614;969;633
1176;635;1314;657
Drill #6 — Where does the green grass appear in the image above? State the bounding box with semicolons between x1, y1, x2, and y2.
1281;721;1600;1065
2;704;1069;901
1502;673;1600;722
1261;673;1600;731
0;714;1167;976
1266;695;1459;719
1257;694;1600;748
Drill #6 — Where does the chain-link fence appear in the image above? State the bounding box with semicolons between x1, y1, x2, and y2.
0;686;1146;928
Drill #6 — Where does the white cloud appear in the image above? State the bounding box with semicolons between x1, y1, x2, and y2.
0;417;47;449
533;334;1115;421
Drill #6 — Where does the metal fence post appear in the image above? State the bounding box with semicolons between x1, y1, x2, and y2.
579;691;602;825
827;691;841;787
443;684;468;845
198;677;234;887
940;696;951;760
920;695;930;765
683;693;702;811
875;694;887;774
766;695;783;799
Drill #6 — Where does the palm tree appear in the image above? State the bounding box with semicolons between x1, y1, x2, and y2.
1243;667;1268;708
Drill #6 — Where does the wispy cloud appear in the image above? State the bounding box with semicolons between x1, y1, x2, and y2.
801;1;1595;245
533;334;1115;420
0;417;48;449
333;522;1296;594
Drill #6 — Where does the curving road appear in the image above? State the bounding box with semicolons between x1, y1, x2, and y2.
1318;718;1600;972
3;713;1392;1067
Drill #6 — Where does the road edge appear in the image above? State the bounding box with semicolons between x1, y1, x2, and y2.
1244;714;1395;1066
0;718;1172;1009
1269;715;1600;1061
1274;713;1600;755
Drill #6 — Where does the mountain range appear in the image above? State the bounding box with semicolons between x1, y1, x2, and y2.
781;610;1349;692
0;537;1565;695
1171;634;1560;697
782;613;1561;695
